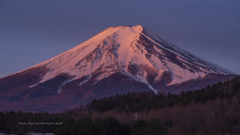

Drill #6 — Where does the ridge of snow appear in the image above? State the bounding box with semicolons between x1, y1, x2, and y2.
78;75;91;86
57;76;76;94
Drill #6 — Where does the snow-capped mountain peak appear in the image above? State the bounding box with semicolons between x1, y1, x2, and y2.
0;25;236;112
29;25;234;93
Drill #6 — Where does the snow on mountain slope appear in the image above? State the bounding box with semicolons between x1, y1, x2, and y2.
28;25;235;93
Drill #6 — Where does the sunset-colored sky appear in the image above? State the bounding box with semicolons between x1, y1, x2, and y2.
0;0;240;77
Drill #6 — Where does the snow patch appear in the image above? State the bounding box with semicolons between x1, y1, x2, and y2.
57;77;76;94
78;75;91;86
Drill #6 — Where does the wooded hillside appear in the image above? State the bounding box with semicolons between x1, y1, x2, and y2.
0;76;240;135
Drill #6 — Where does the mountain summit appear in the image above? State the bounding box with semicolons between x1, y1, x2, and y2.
0;25;235;112
29;25;234;92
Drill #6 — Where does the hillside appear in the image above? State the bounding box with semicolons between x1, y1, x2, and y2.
1;76;240;135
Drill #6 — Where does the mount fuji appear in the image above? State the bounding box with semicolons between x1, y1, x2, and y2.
0;25;236;112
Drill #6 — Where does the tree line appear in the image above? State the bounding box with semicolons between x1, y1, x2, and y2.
87;76;240;113
0;110;173;135
0;76;239;134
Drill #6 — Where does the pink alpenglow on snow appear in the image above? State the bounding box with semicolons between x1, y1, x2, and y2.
27;25;234;93
0;25;236;112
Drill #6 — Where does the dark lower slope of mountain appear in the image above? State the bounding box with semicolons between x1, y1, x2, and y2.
0;70;153;112
0;67;48;93
0;66;236;112
161;73;236;94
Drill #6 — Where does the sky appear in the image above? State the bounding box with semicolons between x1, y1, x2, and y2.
0;0;240;78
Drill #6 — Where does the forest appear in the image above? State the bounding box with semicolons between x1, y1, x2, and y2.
0;76;240;135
